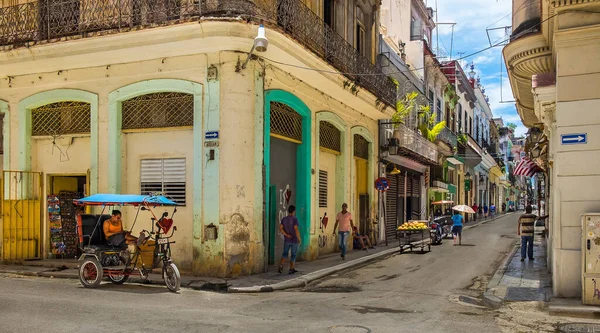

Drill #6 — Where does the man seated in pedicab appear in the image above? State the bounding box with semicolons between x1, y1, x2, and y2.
103;210;138;247
352;226;375;251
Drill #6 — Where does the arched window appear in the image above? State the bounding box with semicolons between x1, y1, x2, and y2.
31;101;91;136
353;134;369;160
319;121;341;153
270;101;302;142
121;92;193;130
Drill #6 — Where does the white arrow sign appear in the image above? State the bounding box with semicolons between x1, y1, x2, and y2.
561;133;587;145
563;136;585;142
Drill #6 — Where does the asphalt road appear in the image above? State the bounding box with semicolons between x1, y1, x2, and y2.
0;214;519;333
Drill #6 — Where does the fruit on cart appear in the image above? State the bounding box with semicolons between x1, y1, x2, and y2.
397;221;428;230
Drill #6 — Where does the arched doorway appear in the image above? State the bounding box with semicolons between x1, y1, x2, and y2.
316;113;347;256
264;90;311;265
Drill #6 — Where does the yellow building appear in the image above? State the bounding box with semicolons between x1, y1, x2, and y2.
0;0;394;276
504;0;600;297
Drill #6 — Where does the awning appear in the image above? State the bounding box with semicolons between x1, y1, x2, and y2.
383;154;428;174
446;155;464;165
448;184;457;194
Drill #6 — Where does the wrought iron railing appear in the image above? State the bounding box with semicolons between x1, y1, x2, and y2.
0;0;397;107
437;126;457;148
392;122;437;163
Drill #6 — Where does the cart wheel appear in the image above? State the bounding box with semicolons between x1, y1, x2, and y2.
79;257;103;288
108;257;129;285
108;270;130;285
163;262;181;292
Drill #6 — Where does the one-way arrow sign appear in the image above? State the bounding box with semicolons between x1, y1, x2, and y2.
205;131;219;140
561;133;587;145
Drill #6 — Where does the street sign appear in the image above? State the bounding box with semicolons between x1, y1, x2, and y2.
561;133;587;145
205;131;219;140
375;177;389;192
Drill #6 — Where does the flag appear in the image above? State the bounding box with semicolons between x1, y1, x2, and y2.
513;158;542;177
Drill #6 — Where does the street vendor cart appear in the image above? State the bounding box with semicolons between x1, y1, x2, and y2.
397;220;431;253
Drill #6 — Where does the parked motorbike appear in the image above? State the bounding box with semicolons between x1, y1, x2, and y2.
429;215;453;244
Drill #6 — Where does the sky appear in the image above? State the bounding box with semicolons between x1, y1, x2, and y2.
426;0;527;136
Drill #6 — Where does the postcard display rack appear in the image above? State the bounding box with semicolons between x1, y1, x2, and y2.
49;191;81;258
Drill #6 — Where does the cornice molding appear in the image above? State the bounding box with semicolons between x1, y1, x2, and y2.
551;0;599;8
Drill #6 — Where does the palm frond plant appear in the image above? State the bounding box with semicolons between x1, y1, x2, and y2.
418;106;446;143
392;91;419;128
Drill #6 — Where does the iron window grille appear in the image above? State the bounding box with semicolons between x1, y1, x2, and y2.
140;157;186;205
353;134;369;160
122;92;193;130
319;121;341;153
270;101;302;142
31;101;91;136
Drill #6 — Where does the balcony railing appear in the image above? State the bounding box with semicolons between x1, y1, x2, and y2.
437;126;457;148
0;0;397;107
392;122;437;164
431;180;448;190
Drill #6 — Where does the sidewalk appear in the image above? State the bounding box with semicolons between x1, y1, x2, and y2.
483;235;552;308
0;243;401;293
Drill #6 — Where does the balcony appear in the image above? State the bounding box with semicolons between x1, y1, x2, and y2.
381;122;437;165
437;126;457;149
0;0;396;107
431;180;449;192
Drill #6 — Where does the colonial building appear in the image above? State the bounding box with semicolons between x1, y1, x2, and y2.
505;0;600;297
0;0;395;276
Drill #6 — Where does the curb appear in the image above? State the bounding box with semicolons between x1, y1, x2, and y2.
482;242;519;309
227;247;401;293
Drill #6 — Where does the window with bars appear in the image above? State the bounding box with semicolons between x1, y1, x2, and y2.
319;170;328;208
31;101;91;136
319;121;341;153
270;102;302;142
140;158;186;205
122;92;194;130
353;134;369;160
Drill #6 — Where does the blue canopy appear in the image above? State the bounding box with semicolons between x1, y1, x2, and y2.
73;194;178;206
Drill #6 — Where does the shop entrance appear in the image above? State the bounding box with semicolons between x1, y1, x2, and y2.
47;174;87;259
265;93;311;266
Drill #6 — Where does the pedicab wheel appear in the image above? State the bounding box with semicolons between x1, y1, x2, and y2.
79;257;103;288
163;262;181;292
108;270;130;285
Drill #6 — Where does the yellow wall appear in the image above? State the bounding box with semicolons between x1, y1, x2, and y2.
318;151;338;255
0;21;384;275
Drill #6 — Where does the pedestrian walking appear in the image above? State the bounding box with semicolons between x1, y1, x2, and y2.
451;210;464;245
472;203;479;221
502;202;506;213
483;205;489;219
278;205;301;274
517;205;536;262
490;204;496;219
333;203;355;260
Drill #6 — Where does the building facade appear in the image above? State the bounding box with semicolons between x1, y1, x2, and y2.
504;0;600;298
0;0;396;276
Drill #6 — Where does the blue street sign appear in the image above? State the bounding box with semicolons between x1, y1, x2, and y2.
561;133;587;145
205;131;219;140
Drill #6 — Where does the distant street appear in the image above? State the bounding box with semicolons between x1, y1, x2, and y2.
0;214;519;333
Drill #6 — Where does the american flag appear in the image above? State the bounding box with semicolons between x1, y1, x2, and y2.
513;158;542;177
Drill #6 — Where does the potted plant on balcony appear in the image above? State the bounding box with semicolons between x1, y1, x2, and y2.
417;108;446;143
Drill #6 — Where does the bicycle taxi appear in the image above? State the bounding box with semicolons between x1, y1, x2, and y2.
74;194;181;292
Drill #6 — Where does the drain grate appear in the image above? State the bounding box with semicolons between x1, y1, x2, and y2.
327;325;372;333
558;323;600;333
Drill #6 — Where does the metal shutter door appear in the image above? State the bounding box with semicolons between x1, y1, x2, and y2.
385;174;398;241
